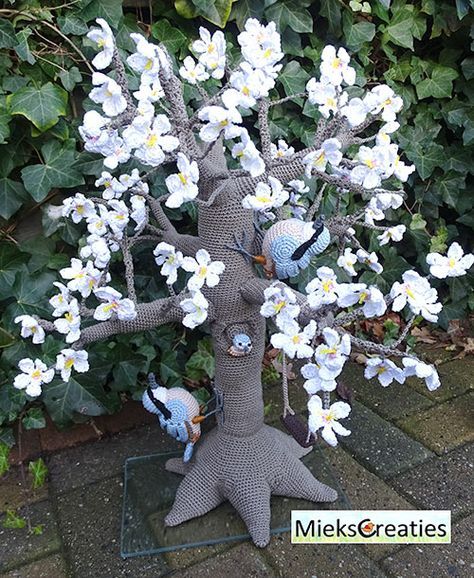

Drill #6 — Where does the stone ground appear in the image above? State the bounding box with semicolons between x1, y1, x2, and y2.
0;353;473;578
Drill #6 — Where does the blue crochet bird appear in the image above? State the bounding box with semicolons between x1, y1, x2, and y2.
229;216;330;280
142;374;201;462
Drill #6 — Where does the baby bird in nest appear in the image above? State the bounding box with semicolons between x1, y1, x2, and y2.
227;333;253;357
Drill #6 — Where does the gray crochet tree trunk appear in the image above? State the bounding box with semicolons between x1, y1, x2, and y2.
72;67;339;547
160;148;337;547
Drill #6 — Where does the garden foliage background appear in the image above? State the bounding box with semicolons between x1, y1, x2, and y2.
0;0;472;445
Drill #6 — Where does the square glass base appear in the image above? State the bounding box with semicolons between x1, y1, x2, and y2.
121;445;351;558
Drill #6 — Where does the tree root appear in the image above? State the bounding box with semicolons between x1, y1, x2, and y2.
164;425;337;547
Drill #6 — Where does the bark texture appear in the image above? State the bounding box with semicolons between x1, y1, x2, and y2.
162;148;337;548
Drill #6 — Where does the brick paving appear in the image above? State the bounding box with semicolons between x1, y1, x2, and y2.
0;357;472;577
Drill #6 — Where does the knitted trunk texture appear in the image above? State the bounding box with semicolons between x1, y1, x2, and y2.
163;167;337;547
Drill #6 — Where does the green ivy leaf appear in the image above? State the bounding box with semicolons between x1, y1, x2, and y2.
0;177;27;219
42;374;116;426
21;140;84;202
230;0;265;29
80;0;123;28
461;57;474;80
59;67;82;92
320;0;342;36
432;171;466;208
7;82;68;132
0;19;16;49
0;107;11;144
404;142;444;179
160;350;182;387
151;20;188;54
416;65;459;99
279;61;309;98
266;1;313;33
0;244;28;296
57;15;89;36
185;339;215;380
14;28;35;65
343;15;376;50
191;0;236;27
22;408;46;430
410;213;427;230
0;443;10;476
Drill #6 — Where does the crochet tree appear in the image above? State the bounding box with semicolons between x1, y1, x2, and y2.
12;19;473;548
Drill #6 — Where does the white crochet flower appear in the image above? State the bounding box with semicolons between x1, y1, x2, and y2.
165;153;200;208
426;243;474;279
320;45;356;87
179;56;209;85
153;242;184;285
87;18;114;70
62;193;96;224
182;249;225;291
93;287;137;321
198;106;242;142
303;138;342;175
337;248;357;276
60;258;102;298
365;357;405;387
242;176;289;213
390;270;442;322
402;358;440;391
89;73;127;117
56;349;89;382
54;299;81;343
180;290;209;329
14;358;54;398
306;267;339;310
14;315;45;344
270;319;317;359
308;394;351;447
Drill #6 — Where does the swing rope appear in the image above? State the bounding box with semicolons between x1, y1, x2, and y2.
281;354;295;418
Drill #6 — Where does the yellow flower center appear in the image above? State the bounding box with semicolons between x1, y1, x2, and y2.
377;366;387;374
384;98;392;106
263;48;272;58
31;369;42;379
77;205;84;214
207;42;216;53
219;119;228;127
365;159;375;169
320;347;337;355
147;134;158;148
97;39;105;48
65;358;74;369
242;86;250;96
65;312;73;322
256;194;271;203
322;279;333;293
103;302;117;313
314;151;326;167
144;59;153;71
292;335;301;344
274;301;286;313
178;172;188;185
449;258;456;268
327;97;336;107
323;412;334;422
406;287;416;299
332;57;341;69
198;266;207;278
358;292;368;304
